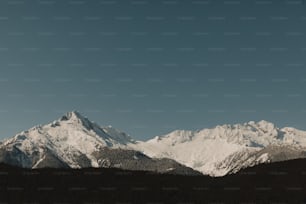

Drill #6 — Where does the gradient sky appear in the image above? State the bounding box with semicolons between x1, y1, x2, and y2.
0;0;306;140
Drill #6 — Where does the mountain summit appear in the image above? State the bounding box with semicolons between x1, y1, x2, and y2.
0;111;306;176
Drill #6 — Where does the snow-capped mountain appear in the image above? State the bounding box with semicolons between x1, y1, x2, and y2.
0;111;134;168
1;111;306;176
133;120;306;176
0;111;199;174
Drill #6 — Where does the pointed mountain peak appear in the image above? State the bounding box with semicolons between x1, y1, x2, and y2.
57;111;97;131
59;111;87;122
55;111;135;145
65;110;83;119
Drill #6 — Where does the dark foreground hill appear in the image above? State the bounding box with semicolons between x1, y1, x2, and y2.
1;159;306;204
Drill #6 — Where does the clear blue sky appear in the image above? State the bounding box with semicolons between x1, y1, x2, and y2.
0;0;306;140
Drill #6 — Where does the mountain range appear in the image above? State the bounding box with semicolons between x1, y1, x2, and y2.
1;111;306;176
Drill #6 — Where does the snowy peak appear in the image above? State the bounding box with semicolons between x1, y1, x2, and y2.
215;120;278;135
59;111;84;122
254;120;276;129
246;120;275;127
196;120;284;146
148;121;282;147
62;111;83;120
58;111;137;146
53;111;135;146
58;111;94;129
246;120;278;135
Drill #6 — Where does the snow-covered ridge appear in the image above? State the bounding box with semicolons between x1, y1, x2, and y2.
1;111;306;177
133;120;306;176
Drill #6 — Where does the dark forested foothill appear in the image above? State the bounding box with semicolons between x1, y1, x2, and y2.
0;158;306;203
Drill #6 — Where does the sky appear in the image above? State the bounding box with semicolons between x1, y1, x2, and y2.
0;0;306;140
